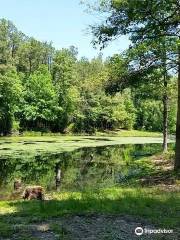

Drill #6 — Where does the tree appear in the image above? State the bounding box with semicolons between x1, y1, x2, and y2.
0;18;24;66
0;66;22;135
75;55;108;132
107;46;172;151
21;65;60;131
17;38;54;74
52;47;77;132
126;37;176;151
89;0;180;170
74;54;136;133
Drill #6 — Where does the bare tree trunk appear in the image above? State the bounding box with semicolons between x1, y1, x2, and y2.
29;57;32;74
175;42;180;171
48;56;52;72
163;56;168;152
162;39;168;152
163;83;168;152
55;163;61;190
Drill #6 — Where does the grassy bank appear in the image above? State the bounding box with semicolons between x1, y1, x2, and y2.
0;187;179;228
0;187;179;239
10;129;162;137
96;129;163;137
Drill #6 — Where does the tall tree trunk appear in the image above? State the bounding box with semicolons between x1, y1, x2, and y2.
163;93;168;152
162;41;168;152
175;42;180;171
29;57;32;74
55;163;61;190
48;56;51;72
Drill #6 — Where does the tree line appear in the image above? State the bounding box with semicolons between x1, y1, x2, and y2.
0;16;177;154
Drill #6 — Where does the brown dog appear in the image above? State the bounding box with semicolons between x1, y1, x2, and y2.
22;186;44;200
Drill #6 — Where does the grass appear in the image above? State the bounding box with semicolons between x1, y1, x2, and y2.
0;222;13;238
17;129;163;137
0;187;179;228
50;223;69;239
96;129;162;137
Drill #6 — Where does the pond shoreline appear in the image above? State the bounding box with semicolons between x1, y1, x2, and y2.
0;135;179;239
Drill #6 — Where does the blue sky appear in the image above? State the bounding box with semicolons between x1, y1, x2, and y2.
0;0;130;59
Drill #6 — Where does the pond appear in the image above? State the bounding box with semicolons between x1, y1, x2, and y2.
0;136;174;199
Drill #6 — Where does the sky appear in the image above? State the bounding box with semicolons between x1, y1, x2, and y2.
0;0;130;59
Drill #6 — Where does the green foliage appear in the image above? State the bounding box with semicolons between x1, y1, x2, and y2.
0;17;178;135
17;38;53;74
52;48;77;131
89;1;178;138
0;19;23;65
0;66;22;135
21;65;60;131
91;0;179;46
136;100;163;131
112;90;136;130
133;77;177;133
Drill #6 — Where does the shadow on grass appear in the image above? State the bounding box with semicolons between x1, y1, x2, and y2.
0;188;179;229
140;169;179;186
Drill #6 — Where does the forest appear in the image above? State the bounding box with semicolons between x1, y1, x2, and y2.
0;19;177;136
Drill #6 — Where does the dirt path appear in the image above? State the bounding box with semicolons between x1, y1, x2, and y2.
2;214;179;240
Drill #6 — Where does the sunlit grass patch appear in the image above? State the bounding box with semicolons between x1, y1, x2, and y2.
96;129;162;137
0;201;17;214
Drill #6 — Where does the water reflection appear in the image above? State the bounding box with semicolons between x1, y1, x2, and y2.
0;143;174;199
